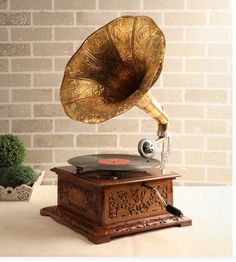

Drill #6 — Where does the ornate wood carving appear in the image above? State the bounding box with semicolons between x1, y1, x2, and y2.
107;215;182;235
108;184;167;219
40;166;192;244
41;205;192;244
58;180;99;221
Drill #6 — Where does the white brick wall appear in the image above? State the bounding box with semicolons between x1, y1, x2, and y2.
0;0;232;185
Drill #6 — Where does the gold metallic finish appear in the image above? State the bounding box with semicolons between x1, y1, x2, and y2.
60;15;168;126
137;91;169;125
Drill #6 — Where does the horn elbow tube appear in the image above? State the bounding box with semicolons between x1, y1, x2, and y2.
137;91;169;137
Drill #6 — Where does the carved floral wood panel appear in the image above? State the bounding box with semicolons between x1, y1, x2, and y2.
105;182;170;223
58;180;99;221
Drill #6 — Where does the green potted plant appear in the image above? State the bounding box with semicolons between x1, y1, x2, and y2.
0;134;44;201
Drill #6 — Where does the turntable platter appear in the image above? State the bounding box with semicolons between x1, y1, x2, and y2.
68;154;160;171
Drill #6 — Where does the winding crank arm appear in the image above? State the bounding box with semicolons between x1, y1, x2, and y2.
143;184;183;217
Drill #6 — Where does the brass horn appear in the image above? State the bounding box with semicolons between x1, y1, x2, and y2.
60;16;170;162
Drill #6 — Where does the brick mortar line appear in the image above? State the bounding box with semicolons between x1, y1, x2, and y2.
227;57;232;75
5;133;231;139
53;88;57;102
204;2;210;130
183;27;187;42
0;56;70;59
1;24;232;28
138;119;141;133
163;70;232;73
8;57;12;72
203;136;207;151
3;9;231;12
73;10;76;26
227;152;232;167
183;149;232;153
6;25;10;41
0;25;231;31
2;118;232;122
226;120;232;136
2;90;232;96
30;103;33;118
8;87;12;133
184;0;187;10
117;134;121;147
14;133;230;138
73;133;76;148
95;0;99;10
4;69;232;74
2;25;98;28
1;103;231;108
5;0;9;11
52;148;55;163
0;74;232;82
5;120;231;125
0;55;231;60
52;26;55;41
165;163;231;168
29;134;33;147
141;9;231;13
1;10;97;13
227;89;232;105
19;136;232;140
140;0;143;10
203;67;207;121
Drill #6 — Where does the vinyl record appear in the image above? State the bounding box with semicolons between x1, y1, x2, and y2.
68;154;160;171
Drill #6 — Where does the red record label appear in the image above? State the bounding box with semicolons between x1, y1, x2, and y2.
98;158;130;165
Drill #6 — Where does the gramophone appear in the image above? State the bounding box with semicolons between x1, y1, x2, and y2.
40;16;192;244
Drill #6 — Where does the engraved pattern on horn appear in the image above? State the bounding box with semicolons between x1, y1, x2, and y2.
60;16;166;125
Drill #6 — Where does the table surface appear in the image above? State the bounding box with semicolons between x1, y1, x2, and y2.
0;185;232;257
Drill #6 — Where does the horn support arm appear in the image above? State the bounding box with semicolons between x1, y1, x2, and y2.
136;91;169;138
137;91;171;173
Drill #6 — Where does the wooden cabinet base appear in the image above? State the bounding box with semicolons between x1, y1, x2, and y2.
41;206;192;244
40;166;192;244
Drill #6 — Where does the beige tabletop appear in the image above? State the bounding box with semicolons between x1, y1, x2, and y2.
0;185;232;257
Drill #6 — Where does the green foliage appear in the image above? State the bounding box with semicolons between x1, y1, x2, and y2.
0;134;38;188
0;165;38;188
0;134;25;167
0;167;10;187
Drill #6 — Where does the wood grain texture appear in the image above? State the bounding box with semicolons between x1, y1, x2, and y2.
40;166;191;244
